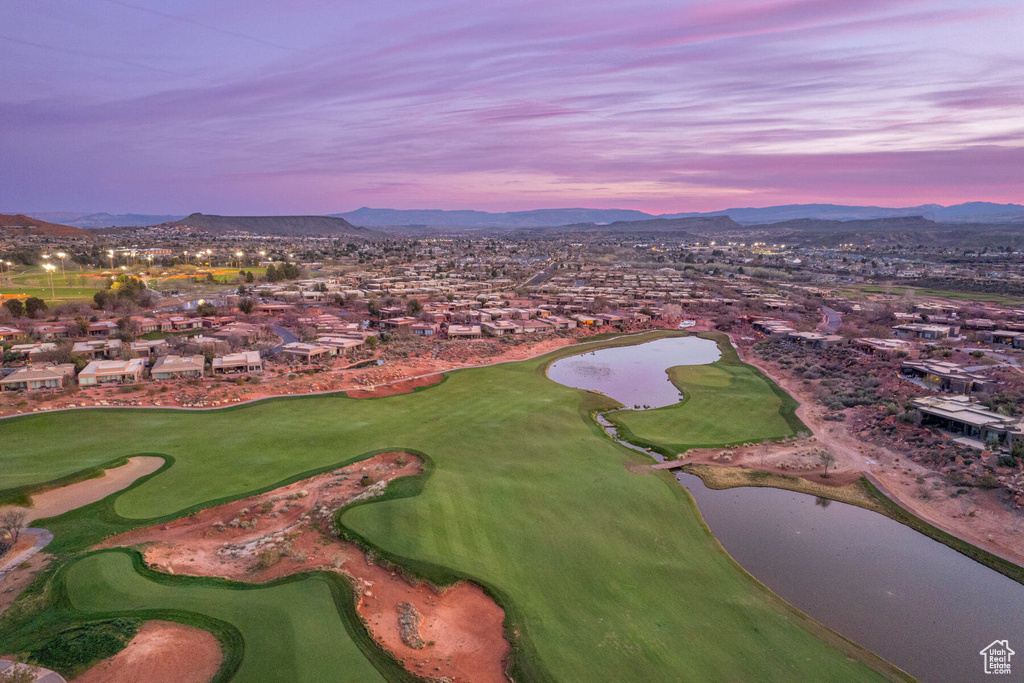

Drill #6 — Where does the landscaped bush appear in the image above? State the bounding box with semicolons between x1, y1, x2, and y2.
30;619;140;676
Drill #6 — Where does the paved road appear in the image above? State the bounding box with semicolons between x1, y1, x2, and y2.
819;306;842;333
270;324;299;353
0;528;53;582
525;264;558;286
0;659;67;683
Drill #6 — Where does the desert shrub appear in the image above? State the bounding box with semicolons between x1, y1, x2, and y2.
257;549;281;569
973;474;1000;489
31;619;140;676
359;474;374;487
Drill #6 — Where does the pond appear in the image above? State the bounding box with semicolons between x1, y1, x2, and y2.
548;336;1024;682
677;472;1024;683
546;336;721;408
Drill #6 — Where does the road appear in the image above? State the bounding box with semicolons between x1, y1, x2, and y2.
819;306;842;333
271;324;299;353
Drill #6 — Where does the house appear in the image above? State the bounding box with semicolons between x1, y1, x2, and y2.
33;324;72;340
280;342;331;362
212;351;264;376
87;320;120;337
899;360;994;395
0;326;24;342
520;320;552;333
411;322;441;336
446;324;482;339
130;339;168;357
9;342;57;359
752;318;797;336
78;358;146;386
572;315;600;327
851;338;912;357
315;336;365;353
482;320;523;336
545;316;577;330
982;330;1024;347
72;338;123;360
786;331;844;349
214;322;259;344
911;395;1023;449
892;323;954;341
151;354;206;380
379;316;417;331
0;363;75;391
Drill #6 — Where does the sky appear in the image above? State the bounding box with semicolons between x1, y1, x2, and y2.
1;0;1022;215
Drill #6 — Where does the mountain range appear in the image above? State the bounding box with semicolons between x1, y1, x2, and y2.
332;202;1024;228
0;213;96;239
159;213;380;238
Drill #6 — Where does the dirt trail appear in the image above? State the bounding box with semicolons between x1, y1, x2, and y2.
71;620;222;683
6;457;164;523
101;452;511;683
731;338;1024;565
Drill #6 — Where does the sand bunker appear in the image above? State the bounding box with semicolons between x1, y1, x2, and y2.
101;452;511;683
10;456;165;523
72;620;222;683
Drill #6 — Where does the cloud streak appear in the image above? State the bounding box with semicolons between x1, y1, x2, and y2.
1;0;1021;213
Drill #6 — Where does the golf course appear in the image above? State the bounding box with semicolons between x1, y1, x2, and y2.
0;331;907;682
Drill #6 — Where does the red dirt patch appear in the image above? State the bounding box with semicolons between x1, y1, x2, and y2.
72;620;222;683
346;373;444;399
101;452;511;683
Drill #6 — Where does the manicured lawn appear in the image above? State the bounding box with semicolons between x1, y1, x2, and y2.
64;551;387;683
856;284;1024;306
0;332;895;682
608;334;804;453
2;268;106;303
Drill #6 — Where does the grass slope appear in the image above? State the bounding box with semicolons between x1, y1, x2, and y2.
63;551;387;683
608;333;805;454
1;332;894;682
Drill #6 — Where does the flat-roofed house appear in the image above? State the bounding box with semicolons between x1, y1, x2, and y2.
892;323;953;341
212;350;264;376
411;322;441;336
33;324;72;340
379;316;417;331
545;316;577;330
130;339;168;357
280;342;331;362
852;338;912;357
900;360;995;395
78;358;145;386
87;320;119;337
482;320;523;336
520;320;552;333
0;326;24;342
9;342;57;359
787;331;844;349
316;336;364;353
151;354;206;380
446;324;482;339
911;395;1024;448
0;363;75;391
72;338;123;360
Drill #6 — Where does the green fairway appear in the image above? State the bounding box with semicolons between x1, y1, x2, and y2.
855;284;1024;305
2;267;107;303
607;334;805;453
0;332;898;682
63;551;388;683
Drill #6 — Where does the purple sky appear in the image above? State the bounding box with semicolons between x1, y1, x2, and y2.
2;0;1022;214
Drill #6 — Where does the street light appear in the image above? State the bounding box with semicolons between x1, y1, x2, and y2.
56;251;66;282
43;263;56;299
108;250;115;270
235;251;244;268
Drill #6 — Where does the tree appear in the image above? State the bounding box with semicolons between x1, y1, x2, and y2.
265;264;279;282
238;298;255;315
195;302;217;317
406;298;423;316
818;449;837;478
0;509;27;544
24;297;47;318
2;299;24;318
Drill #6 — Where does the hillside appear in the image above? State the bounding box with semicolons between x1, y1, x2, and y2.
164;213;381;237
33;212;188;228
0;214;97;239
